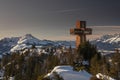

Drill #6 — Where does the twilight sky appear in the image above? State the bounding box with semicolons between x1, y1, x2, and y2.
0;0;120;40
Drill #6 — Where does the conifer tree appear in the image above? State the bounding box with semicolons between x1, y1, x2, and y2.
109;50;120;79
77;41;98;62
76;41;101;72
90;54;102;75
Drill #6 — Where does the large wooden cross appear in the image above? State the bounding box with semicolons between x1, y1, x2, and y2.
70;21;92;49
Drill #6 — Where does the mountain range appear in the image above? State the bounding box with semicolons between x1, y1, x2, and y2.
91;33;120;51
0;34;120;55
0;34;75;54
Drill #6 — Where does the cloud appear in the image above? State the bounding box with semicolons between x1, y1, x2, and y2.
54;9;81;13
46;35;75;41
44;26;120;41
87;34;102;40
89;26;120;34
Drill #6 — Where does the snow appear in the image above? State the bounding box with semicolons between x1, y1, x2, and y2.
10;44;32;52
82;61;89;65
18;34;41;45
0;55;2;58
91;34;120;51
9;77;14;80
9;34;75;52
10;34;41;52
0;37;19;54
104;35;120;43
0;34;76;54
96;73;115;80
0;33;119;54
46;66;92;80
0;69;4;79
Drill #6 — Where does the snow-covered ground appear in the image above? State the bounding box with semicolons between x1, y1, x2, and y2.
45;66;92;80
96;73;115;80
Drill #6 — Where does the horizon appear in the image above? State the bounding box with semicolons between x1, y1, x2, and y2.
0;0;120;40
0;26;120;41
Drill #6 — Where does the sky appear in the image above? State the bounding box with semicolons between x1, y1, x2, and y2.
0;0;120;40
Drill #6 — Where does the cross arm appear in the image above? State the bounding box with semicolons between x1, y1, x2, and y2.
70;28;92;35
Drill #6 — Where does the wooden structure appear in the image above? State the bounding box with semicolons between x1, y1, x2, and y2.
70;21;92;49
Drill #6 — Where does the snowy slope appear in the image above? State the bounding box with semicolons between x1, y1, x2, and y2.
91;34;120;51
10;34;74;52
96;73;115;80
46;66;92;80
17;34;41;45
0;37;19;54
0;34;75;53
1;33;119;54
10;34;42;52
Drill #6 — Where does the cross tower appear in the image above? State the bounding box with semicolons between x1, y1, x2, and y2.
70;21;92;49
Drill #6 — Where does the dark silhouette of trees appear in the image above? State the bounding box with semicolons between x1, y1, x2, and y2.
77;41;99;62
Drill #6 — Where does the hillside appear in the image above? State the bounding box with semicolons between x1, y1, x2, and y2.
0;34;75;55
91;34;120;51
0;34;120;55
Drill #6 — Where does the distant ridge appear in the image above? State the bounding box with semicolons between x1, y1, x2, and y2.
0;34;119;54
0;34;75;54
91;33;120;51
0;37;19;54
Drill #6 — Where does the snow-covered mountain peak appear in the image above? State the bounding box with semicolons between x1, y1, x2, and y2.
99;33;120;43
1;33;119;54
104;34;120;43
21;34;34;39
99;33;120;41
0;34;74;54
91;33;120;51
18;34;41;45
